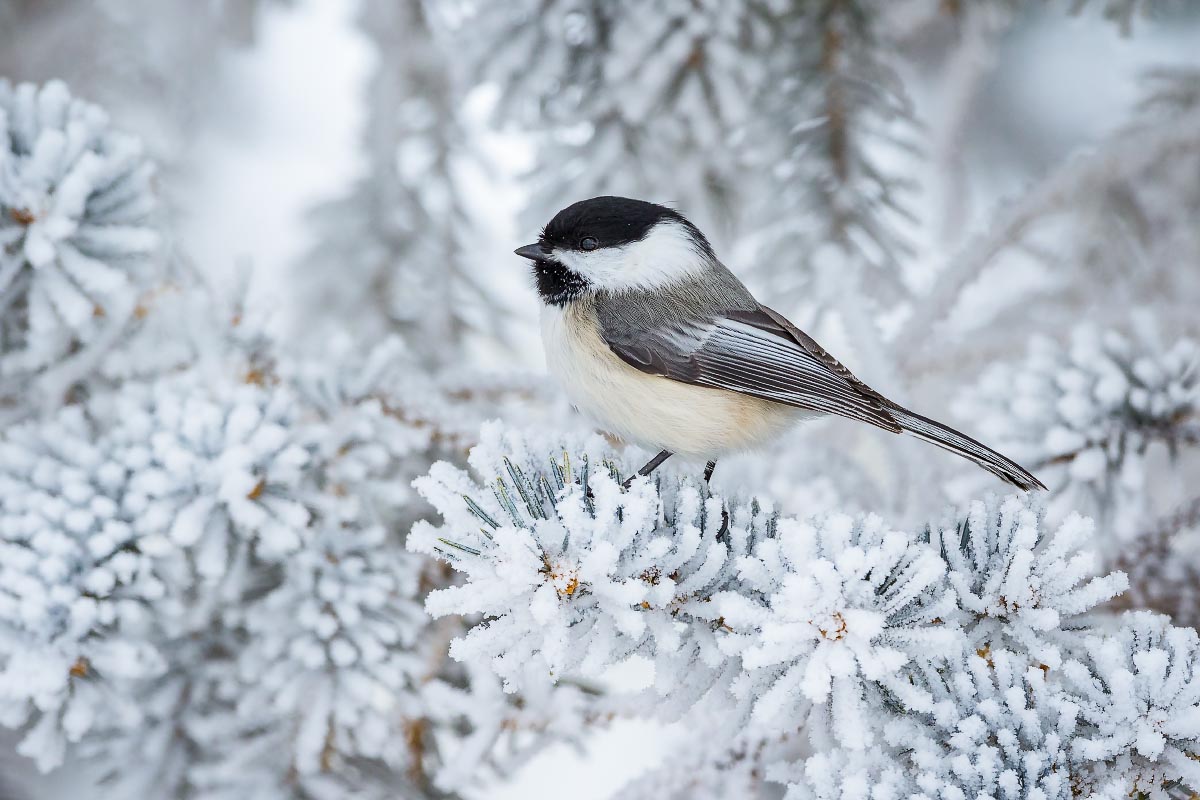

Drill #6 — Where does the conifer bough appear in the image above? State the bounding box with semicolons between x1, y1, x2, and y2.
412;424;1200;799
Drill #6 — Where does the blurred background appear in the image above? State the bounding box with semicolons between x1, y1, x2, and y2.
2;1;1197;362
2;1;1200;798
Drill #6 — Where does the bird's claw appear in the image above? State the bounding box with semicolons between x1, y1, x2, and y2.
716;507;729;540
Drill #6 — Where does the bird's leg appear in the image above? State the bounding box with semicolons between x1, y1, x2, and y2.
701;461;728;538
623;450;673;489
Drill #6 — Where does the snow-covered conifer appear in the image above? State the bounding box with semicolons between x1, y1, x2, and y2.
411;425;1188;797
928;496;1129;668
434;0;776;246
5;5;1200;798
719;508;957;747
957;323;1199;544
0;405;166;772
747;0;917;309
0;79;161;414
1062;611;1200;797
883;647;1075;798
0;2;290;162
293;0;501;362
894;66;1200;375
0;368;305;773
1114;497;1200;629
409;423;747;709
0;331;574;796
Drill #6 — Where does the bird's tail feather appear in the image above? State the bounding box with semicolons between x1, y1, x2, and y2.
888;406;1045;491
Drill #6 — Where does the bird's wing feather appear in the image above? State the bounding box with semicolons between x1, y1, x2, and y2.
602;302;902;433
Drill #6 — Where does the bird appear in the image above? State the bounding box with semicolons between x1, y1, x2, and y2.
515;196;1044;492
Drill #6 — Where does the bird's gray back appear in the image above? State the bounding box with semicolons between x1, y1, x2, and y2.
592;261;755;337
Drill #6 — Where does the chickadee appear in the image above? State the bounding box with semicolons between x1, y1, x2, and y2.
516;196;1044;491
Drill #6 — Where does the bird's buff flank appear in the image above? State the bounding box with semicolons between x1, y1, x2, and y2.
541;298;806;457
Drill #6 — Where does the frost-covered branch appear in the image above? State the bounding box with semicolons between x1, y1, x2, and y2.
1113;495;1200;629
929;1;1013;244
0;331;577;797
293;0;503;363
956;322;1199;544
0;79;162;414
749;0;918;300
894;68;1200;368
431;0;779;245
407;425;1200;798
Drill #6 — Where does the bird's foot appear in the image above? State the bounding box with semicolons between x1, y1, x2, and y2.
622;450;674;490
716;507;729;539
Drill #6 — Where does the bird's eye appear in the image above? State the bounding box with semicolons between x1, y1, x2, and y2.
580;237;598;251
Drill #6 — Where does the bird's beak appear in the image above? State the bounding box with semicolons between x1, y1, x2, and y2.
514;243;549;261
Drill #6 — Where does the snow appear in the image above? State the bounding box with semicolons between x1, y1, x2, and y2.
3;0;1200;797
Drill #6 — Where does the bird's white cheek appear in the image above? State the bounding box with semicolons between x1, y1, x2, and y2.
554;248;625;287
552;222;707;291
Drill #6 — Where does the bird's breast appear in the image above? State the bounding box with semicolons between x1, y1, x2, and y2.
539;300;802;458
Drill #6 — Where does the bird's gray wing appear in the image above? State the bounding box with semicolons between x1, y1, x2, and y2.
601;302;902;433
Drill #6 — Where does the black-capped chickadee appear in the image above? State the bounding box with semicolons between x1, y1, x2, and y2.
515;196;1044;491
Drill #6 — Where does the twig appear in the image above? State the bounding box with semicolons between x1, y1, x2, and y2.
893;107;1200;366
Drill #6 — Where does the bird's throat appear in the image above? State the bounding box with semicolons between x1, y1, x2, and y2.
534;260;590;306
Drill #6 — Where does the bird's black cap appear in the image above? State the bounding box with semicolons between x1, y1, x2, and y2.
537;196;712;256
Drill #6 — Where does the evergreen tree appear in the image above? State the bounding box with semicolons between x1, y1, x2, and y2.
292;0;502;365
412;424;1200;798
0;80;161;418
2;1;1199;797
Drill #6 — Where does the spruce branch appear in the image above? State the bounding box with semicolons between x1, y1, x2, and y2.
293;0;505;363
1112;496;1200;628
0;328;575;796
894;80;1200;370
411;424;1163;797
0;79;162;414
956;322;1200;544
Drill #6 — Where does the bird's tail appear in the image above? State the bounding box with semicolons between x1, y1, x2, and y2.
888;406;1045;491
